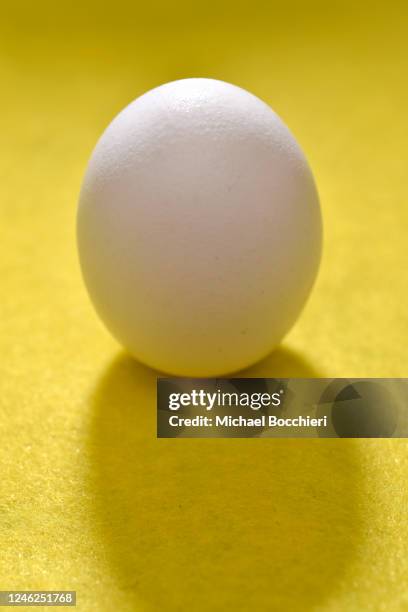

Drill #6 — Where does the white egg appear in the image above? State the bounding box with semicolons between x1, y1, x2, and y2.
77;78;322;376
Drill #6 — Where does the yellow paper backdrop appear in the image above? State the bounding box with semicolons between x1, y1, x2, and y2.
0;1;407;610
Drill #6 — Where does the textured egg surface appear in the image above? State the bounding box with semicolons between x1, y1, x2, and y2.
77;78;322;376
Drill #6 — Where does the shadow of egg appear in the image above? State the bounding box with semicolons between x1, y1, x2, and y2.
86;347;364;611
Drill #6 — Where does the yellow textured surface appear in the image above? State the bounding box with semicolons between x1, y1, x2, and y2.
1;1;407;610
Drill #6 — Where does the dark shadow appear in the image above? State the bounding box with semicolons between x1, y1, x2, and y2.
88;346;363;611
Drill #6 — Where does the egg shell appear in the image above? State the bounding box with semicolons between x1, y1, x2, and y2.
77;78;322;376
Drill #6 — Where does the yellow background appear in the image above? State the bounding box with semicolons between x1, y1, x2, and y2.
1;1;407;610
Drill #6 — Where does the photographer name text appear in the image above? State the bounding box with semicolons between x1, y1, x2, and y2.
167;415;328;428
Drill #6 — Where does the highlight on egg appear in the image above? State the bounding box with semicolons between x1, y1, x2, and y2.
77;78;322;376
